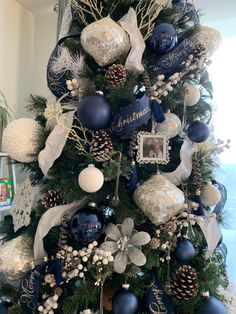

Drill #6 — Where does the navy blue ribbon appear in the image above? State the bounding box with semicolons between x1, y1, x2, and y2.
110;95;151;137
19;265;46;314
145;272;175;314
151;38;194;76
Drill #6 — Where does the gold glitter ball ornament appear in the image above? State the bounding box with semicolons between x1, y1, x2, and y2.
0;235;34;281
81;17;131;67
134;173;185;225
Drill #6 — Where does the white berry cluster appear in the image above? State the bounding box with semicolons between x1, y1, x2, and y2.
150;50;207;103
66;78;81;97
38;293;59;314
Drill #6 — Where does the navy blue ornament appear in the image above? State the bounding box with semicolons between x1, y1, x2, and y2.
187;121;210;143
173;238;195;264
0;302;10;314
192;193;205;216
198;296;227;314
129;164;139;192
172;0;186;4
77;95;112;130
112;285;138;314
147;23;177;55
70;204;104;245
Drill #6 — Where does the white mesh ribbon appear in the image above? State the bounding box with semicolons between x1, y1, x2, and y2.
119;8;146;72
164;138;196;185
34;201;85;261
38;110;75;176
195;212;221;259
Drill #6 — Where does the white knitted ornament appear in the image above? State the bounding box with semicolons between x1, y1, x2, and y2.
2;118;41;163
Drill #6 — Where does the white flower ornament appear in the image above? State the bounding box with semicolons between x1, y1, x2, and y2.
100;218;150;273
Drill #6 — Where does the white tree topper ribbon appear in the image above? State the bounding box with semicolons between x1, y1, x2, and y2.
194;212;221;259
38;110;76;176
163;138;196;185
34;201;85;261
119;8;146;72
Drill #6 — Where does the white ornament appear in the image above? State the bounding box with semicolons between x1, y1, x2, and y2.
0;235;34;281
155;111;181;138
78;164;104;193
191;26;222;59
10;177;40;232
2;118;41;163
201;181;221;207
134;174;185;225
183;83;200;107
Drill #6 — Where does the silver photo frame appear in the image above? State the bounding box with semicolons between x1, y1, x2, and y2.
137;132;170;164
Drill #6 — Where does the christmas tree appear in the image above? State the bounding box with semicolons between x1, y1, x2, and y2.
0;0;233;313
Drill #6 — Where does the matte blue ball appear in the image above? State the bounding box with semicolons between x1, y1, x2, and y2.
77;95;112;130
198;297;227;314
147;23;177;55
112;288;138;314
173;238;195;264
70;205;104;245
187;121;210;143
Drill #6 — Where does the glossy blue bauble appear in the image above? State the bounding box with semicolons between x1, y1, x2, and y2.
198;297;227;314
187;121;210;143
77;95;112;130
112;287;138;314
172;0;186;4
147;23;177;55
173;238;195;264
70;205;104;245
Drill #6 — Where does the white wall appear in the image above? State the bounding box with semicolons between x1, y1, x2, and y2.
33;12;57;96
0;0;35;117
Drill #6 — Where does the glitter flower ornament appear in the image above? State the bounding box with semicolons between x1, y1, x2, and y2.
44;97;63;130
100;218;150;273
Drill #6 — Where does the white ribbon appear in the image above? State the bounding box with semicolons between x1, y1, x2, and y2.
34;201;85;261
38;110;75;176
119;8;146;72
164;138;196;185
194;211;221;259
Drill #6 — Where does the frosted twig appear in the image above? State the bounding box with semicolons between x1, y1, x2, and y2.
71;0;104;24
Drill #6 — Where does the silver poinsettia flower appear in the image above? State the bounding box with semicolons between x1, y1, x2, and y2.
100;218;151;273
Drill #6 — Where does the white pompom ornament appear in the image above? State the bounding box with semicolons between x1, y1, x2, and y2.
78;164;104;193
184;83;200;107
2;118;41;163
201;181;221;207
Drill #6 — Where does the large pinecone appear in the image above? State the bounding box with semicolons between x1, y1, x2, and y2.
105;64;126;88
90;130;113;162
171;265;198;300
192;153;202;189
42;190;64;209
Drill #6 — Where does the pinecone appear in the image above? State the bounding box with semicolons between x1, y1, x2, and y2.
105;64;126;88
191;43;206;58
143;71;153;97
42;190;64;209
192;153;202;189
171;265;198;300
103;287;114;311
90;130;113;162
128;131;138;159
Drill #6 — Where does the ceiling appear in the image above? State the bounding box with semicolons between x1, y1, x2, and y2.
15;0;57;15
14;0;236;21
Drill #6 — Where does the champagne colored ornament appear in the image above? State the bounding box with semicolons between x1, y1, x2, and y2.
155;111;181;138
191;26;222;59
134;173;185;225
78;164;104;193
2;118;41;163
0;235;34;281
81;17;130;66
201;181;221;207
